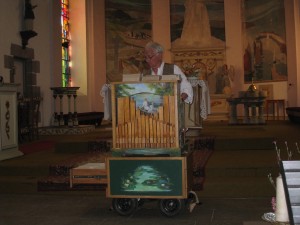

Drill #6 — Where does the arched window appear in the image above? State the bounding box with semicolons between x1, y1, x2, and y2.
61;0;71;87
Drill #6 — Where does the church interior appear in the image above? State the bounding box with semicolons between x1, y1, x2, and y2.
1;0;300;224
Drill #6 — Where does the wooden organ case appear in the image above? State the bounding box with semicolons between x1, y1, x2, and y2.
107;80;193;200
110;80;185;156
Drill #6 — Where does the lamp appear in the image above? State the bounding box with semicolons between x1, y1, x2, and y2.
247;71;257;92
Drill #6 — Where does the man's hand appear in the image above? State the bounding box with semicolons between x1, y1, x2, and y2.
181;92;188;101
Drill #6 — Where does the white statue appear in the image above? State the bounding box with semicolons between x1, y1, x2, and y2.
172;0;224;48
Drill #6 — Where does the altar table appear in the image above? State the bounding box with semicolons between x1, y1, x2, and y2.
227;96;266;125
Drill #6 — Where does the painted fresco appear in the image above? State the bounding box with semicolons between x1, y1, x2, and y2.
115;82;174;114
242;0;287;82
105;0;151;81
170;0;225;47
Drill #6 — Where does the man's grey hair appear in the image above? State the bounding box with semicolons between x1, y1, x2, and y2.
145;41;164;54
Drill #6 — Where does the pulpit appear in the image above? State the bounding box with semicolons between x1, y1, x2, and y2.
0;84;23;161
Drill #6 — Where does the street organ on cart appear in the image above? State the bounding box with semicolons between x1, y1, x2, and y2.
106;78;197;217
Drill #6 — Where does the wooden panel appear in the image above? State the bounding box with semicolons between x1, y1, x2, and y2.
124;97;130;123
163;95;169;123
106;156;187;199
111;81;181;151
70;163;107;188
169;95;175;125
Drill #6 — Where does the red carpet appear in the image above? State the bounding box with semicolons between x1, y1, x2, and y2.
19;140;56;155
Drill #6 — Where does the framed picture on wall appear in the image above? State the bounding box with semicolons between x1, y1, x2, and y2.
242;0;287;83
105;0;152;82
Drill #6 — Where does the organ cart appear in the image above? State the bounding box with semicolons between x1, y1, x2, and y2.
106;79;199;217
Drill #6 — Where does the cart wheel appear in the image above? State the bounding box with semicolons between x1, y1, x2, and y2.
159;199;184;217
112;198;138;216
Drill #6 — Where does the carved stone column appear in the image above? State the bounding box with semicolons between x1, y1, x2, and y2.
50;87;80;127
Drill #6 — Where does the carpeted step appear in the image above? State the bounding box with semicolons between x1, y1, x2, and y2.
55;139;111;153
199;176;276;198
204;149;299;178
0;176;38;194
37;175;106;191
205;149;279;178
215;137;275;151
0;150;83;176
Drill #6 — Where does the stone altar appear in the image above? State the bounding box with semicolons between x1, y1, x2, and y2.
227;91;266;125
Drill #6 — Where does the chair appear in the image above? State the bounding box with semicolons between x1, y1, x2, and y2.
266;99;285;120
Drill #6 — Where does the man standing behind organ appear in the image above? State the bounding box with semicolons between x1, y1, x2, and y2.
143;42;193;104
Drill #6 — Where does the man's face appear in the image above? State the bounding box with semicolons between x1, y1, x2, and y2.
144;48;162;69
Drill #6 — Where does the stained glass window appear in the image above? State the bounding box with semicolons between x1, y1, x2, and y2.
61;0;71;87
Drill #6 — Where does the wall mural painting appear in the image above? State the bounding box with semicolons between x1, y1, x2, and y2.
105;0;152;82
170;0;226;46
170;0;230;95
242;0;287;83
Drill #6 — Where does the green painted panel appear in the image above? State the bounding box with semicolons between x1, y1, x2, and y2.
108;158;184;197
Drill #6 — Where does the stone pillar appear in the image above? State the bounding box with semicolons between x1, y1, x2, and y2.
73;94;78;126
67;94;73;127
50;87;80;127
258;103;265;124
250;105;258;124
227;98;238;125
53;94;59;126
243;104;250;124
59;94;64;126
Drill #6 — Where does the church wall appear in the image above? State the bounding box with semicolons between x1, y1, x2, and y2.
0;0;60;126
0;0;24;82
35;0;61;126
86;0;106;113
223;0;297;115
1;0;299;127
285;0;300;106
0;0;104;127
